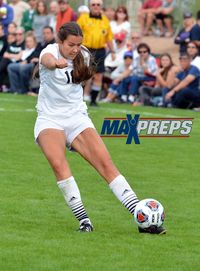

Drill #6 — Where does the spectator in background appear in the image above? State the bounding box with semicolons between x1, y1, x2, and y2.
32;0;50;43
56;0;75;32
165;53;200;108
101;51;134;103
104;32;128;71
138;53;179;106
190;10;200;53
49;1;59;33
7;32;41;94
0;26;25;89
41;26;55;48
7;22;17;34
103;6;115;23
110;5;131;38
27;26;56;96
77;0;115;106
21;0;37;32
0;22;7;61
187;41;200;71
127;31;142;60
119;43;158;103
155;0;177;37
10;0;30;26
138;0;162;36
174;11;194;53
0;0;14;34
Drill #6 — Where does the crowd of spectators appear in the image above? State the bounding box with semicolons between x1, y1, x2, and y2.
0;0;200;110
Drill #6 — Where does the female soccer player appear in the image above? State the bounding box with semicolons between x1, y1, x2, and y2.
34;22;166;234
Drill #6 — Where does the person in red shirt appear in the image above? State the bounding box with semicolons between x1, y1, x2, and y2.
56;0;75;32
137;0;162;36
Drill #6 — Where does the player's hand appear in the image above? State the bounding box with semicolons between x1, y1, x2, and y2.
55;58;68;69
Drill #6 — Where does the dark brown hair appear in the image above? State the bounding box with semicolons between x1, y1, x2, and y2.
115;5;129;21
33;22;95;82
36;0;48;15
160;53;174;80
137;43;151;54
57;22;95;84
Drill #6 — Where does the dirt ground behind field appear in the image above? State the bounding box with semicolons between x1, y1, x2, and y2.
143;36;180;64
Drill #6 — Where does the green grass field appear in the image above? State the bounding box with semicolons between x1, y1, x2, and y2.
0;93;199;271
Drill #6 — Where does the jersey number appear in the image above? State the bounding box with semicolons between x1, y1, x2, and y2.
65;70;74;84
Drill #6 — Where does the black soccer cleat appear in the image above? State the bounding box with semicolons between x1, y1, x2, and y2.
138;225;167;235
78;219;94;232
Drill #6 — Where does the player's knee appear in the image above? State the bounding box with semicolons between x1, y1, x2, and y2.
51;159;67;175
99;156;114;174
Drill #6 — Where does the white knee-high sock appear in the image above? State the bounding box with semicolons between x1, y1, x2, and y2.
57;176;89;223
109;175;139;215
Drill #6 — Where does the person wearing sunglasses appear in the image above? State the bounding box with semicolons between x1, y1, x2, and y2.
165;53;200;108
110;5;131;38
119;43;158;103
77;0;115;106
187;41;200;71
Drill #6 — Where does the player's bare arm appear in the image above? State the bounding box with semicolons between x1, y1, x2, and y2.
41;53;68;70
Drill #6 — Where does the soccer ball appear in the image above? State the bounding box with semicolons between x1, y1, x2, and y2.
134;198;165;229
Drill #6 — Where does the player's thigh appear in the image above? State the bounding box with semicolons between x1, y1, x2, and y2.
37;129;68;167
71;128;119;179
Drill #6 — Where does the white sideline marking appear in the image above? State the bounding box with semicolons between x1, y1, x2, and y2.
0;99;195;118
0;108;35;112
90;107;181;118
0;97;36;104
0;106;195;118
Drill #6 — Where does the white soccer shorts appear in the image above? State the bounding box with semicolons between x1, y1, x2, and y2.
34;112;95;146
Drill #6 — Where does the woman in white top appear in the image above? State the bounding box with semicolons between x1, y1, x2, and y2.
34;22;166;234
187;41;200;71
110;5;131;39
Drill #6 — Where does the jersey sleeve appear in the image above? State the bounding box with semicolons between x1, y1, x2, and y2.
39;44;58;63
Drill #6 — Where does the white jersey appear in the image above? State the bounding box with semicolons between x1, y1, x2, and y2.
36;43;90;119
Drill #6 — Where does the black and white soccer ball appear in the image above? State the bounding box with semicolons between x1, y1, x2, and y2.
134;198;165;229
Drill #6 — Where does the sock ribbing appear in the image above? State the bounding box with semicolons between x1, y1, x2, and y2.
109;175;139;215
57;177;89;222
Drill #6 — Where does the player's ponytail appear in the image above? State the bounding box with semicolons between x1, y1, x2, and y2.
57;22;96;84
73;47;96;84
